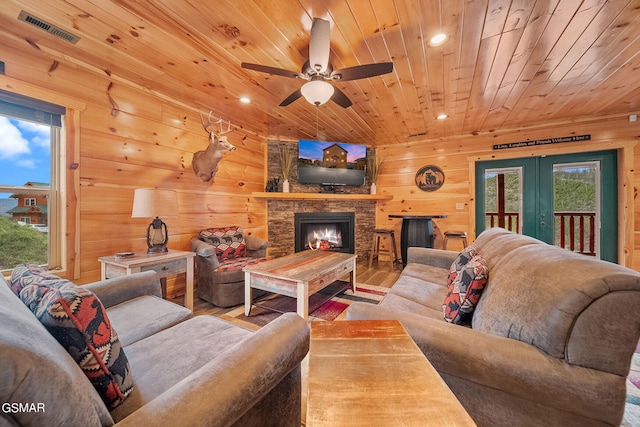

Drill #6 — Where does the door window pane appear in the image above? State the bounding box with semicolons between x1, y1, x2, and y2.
484;167;523;233
553;162;599;256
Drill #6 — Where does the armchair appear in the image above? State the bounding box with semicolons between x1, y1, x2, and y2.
191;226;270;307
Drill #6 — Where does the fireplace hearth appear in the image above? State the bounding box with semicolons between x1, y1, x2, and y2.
294;212;355;254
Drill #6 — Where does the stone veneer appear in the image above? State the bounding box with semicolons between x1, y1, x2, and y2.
267;199;376;260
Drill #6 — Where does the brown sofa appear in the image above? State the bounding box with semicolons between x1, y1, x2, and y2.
191;228;270;307
347;227;640;427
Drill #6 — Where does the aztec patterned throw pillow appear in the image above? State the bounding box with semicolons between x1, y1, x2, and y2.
443;247;488;325
9;263;63;296
18;277;133;409
199;225;247;261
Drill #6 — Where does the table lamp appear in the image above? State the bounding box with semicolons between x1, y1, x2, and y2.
131;188;178;253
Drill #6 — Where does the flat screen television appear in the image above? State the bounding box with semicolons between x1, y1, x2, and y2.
297;139;367;186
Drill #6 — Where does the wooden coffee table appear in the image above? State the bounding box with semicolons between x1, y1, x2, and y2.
306;320;476;426
243;250;356;320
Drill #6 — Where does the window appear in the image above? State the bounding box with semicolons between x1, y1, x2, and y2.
0;90;64;271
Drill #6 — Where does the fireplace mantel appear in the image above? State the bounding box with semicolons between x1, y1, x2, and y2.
252;192;392;201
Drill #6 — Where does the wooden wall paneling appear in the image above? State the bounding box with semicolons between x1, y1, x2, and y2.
376;119;638;268
65;109;81;279
619;146;636;267
0;72;85;112
81;103;184;151
0;42;270;290
0;38;107;105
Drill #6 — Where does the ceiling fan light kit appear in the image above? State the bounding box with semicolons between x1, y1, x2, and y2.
241;18;393;108
301;80;334;106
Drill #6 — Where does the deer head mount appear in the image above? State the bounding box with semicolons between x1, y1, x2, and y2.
192;112;236;182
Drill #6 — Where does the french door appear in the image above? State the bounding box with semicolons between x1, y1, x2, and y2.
475;150;617;262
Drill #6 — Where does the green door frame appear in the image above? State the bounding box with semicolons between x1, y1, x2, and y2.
475;150;617;262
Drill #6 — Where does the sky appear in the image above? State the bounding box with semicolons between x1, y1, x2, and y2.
298;139;367;163
0;117;51;197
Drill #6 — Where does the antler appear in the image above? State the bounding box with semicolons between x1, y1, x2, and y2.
200;111;234;138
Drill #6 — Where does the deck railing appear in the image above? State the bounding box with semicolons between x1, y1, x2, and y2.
554;211;596;256
485;211;596;256
485;212;520;232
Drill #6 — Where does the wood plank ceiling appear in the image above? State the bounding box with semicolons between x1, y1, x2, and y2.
1;0;639;146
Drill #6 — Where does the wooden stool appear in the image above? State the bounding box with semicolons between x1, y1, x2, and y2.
369;229;399;270
443;231;468;250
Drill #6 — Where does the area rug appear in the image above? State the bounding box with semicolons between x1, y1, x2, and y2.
220;281;388;331
623;341;640;426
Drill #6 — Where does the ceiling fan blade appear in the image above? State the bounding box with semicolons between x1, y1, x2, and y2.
279;89;303;106
241;62;302;79
330;62;394;81
309;18;331;74
330;86;352;108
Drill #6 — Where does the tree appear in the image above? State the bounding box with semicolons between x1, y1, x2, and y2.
0;216;48;270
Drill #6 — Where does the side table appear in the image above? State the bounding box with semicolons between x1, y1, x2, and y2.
98;249;195;311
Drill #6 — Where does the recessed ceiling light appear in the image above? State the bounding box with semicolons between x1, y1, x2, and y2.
430;33;447;46
437;113;448;120
239;97;251;104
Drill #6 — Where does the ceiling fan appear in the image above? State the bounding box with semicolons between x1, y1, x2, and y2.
241;18;394;108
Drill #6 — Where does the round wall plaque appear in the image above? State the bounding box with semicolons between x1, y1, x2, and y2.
415;165;445;192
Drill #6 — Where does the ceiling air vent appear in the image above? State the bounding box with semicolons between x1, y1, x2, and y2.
18;10;80;44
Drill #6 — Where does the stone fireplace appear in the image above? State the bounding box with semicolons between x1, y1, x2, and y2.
267;199;375;260
264;141;380;260
294;212;355;254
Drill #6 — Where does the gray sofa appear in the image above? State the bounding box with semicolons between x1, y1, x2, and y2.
1;269;309;427
347;227;640;427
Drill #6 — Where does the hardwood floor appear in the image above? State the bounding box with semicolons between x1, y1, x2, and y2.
176;259;401;317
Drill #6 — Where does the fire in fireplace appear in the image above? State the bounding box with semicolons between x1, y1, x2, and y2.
294;212;355;254
306;224;342;251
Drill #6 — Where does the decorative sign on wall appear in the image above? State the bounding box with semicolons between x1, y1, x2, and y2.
415;165;445;192
493;134;591;150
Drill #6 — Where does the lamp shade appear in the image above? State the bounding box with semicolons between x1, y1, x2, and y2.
301;80;335;106
131;188;178;218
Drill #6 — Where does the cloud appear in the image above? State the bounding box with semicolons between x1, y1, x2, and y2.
17;159;36;168
16;121;50;149
0;117;31;159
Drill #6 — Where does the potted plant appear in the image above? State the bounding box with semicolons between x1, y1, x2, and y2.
367;152;384;194
279;144;296;192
